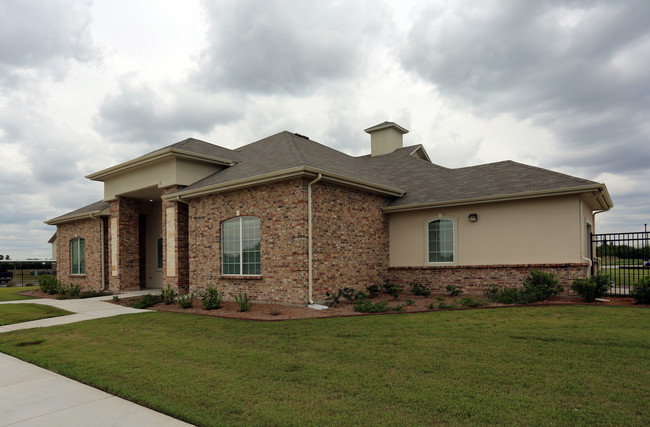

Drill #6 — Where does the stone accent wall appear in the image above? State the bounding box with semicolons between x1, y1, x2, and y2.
311;182;390;302
108;197;140;292
55;218;106;290
188;179;309;303
388;263;589;296
162;186;189;292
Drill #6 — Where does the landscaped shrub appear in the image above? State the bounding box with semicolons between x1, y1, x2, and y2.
57;283;81;298
325;288;367;306
571;272;610;302
382;279;401;299
459;296;485;307
445;285;462;297
522;270;562;301
131;294;162;309
200;286;223;310
38;275;59;295
485;271;562;304
405;299;415;306
235;293;253;312
437;300;457;309
177;292;194;308
366;284;380;297
161;286;177;305
630;276;650;304
354;300;389;313
411;282;431;297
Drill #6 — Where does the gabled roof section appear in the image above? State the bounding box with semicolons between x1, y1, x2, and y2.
45;200;110;225
167;132;405;199
86;138;238;181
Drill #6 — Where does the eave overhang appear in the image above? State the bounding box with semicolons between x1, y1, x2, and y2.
382;183;613;213
85;148;236;182
162;166;405;202
45;208;110;226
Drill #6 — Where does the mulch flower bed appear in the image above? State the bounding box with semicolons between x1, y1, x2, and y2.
19;289;646;322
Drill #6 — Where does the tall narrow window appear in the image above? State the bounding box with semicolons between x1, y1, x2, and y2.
427;219;455;263
222;216;261;275
70;237;85;275
157;237;163;269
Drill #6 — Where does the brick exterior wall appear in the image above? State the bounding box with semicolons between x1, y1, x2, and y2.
55;217;107;290
388;263;589;296
311;182;390;302
188;179;309;303
108;197;140;292
162;186;189;292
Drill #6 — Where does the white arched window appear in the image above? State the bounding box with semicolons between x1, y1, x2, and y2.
70;237;86;275
427;218;455;264
221;216;261;275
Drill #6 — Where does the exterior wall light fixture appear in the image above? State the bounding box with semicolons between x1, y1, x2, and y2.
468;213;478;222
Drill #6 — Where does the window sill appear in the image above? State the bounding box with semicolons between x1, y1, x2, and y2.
220;275;263;280
70;274;87;277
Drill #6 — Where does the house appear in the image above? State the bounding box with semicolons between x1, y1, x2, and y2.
45;122;613;303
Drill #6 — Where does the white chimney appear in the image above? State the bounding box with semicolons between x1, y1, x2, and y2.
365;121;409;157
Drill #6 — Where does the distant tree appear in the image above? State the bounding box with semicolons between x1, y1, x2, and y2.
5;255;9;260
0;255;4;260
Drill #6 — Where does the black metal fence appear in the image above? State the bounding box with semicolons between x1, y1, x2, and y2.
591;232;650;296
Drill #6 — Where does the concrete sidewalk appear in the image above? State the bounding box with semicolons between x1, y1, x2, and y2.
0;353;191;426
0;290;158;333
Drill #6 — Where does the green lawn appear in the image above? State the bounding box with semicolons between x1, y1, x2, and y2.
0;285;38;301
0;303;72;325
0;307;648;426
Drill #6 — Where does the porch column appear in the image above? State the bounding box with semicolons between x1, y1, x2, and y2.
162;186;189;293
108;197;141;292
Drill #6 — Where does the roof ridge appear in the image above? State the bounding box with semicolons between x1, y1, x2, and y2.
283;131;306;165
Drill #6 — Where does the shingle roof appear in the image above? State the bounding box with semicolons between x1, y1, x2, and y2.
46;200;110;225
172;131;601;208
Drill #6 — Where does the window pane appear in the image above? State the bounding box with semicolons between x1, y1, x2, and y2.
71;239;78;275
428;219;454;263
157;237;163;269
222;217;260;275
79;239;85;274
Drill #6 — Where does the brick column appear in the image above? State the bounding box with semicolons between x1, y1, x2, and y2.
108;197;141;292
162;186;189;293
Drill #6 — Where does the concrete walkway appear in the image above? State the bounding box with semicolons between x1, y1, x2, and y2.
1;290;191;426
0;290;158;333
0;353;191;426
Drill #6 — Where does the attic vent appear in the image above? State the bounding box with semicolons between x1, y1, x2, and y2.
294;133;310;140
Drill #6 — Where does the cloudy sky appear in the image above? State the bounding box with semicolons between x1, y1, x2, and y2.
1;0;649;259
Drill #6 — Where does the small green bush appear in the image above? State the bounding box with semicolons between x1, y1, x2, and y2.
366;284;380;297
38;275;59;295
200;286;223;310
382;279;401;299
235;293;253;312
485;271;562;304
58;283;81;298
325;288;367;306
459;296;485;307
132;294;162;309
438;301;457;309
178;292;194;308
522;270;562;301
354;300;389;313
405;299;415;306
571;272;610;302
411;282;431;297
161;286;177;305
445;285;462;297
630;276;650;304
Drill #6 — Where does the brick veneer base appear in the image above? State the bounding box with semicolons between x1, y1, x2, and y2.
388;263;589;296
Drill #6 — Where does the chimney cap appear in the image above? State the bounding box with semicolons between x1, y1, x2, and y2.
364;121;409;135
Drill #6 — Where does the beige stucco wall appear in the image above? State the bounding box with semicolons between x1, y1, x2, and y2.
103;158;221;200
389;194;596;267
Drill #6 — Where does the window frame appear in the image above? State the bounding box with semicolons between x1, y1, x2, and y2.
221;216;261;276
425;217;457;265
70;237;86;275
156;236;163;270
